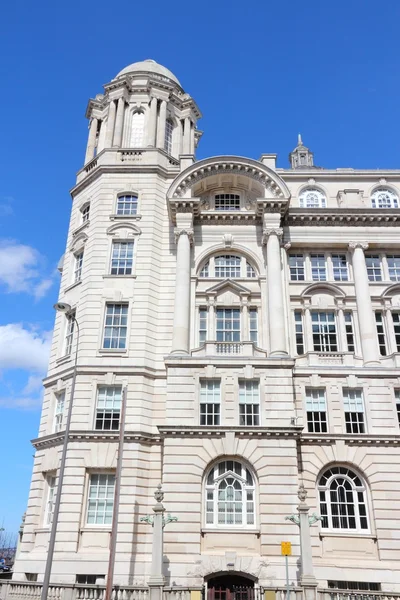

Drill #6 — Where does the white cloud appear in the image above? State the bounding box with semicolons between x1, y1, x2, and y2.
0;240;55;299
22;375;44;395
0;323;52;372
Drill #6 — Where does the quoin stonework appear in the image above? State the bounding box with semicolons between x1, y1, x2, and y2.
9;59;400;600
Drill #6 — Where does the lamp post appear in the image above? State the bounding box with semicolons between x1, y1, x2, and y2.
41;302;80;600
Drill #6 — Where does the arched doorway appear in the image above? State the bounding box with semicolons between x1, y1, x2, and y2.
207;573;255;600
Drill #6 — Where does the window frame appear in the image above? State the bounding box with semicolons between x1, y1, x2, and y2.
305;388;328;433
102;303;129;350
342;389;366;434
130;110;145;148
95;386;122;431
44;473;57;527
311;311;338;352
64;312;76;356
298;188;327;208
81;203;90;224
74;251;84;283
164;118;174;155
395;390;400;427
199;380;221;426
371;188;399;209
199;255;257;279
392;312;400;352
238;380;260;426
294;310;305;355
86;473;115;526
386;255;400;282
53;391;65;433
110;240;135;276
116;194;138;217
375;311;388;356
365;255;382;282
216;307;241;343
214;193;241;211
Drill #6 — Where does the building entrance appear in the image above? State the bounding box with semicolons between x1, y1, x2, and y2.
207;574;256;600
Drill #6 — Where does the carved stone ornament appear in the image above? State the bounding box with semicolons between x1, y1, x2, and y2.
348;241;369;252
262;227;283;245
298;484;307;502
283;242;292;251
200;198;210;210
223;233;234;247
245;199;256;210
154;483;164;503
174;228;194;245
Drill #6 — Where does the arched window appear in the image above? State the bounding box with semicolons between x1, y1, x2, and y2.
198;255;257;279
130;112;145;147
205;460;255;528
371;188;398;209
299;188;326;208
319;466;369;532
164;119;174;155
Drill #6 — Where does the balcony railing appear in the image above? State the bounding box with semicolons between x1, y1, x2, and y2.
191;341;268;358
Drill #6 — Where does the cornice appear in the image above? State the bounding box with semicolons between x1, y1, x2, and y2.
285;208;400;227
43;365;167;387
279;169;400;180
164;355;295;368
300;433;400;446
158;425;303;438
32;430;162;449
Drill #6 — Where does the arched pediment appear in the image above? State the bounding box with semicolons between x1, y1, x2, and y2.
382;283;400;298
167;156;291;200
106;222;142;238
196;243;262;275
301;282;346;298
70;232;88;252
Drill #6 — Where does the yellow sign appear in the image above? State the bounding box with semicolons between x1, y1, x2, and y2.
281;541;292;556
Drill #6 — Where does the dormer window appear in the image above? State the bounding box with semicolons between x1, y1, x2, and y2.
371;188;398;209
215;194;240;211
199;255;257;279
299;188;326;208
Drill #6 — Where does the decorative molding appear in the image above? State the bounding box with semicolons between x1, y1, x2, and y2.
69;232;88;253
223;233;234;247
348;241;369;252
262;227;283;245
106;222;142;237
285;209;400;227
174;227;194;245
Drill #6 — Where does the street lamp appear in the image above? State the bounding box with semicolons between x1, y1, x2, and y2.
41;303;80;600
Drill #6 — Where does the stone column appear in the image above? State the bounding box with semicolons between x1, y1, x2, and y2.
297;486;318;600
105;100;117;148
348;242;380;365
263;227;288;356
85;117;98;163
156;100;167;148
337;305;347;352
147;97;158;147
97;119;105;153
241;301;249;341
148;485;165;600
208;300;215;340
113;97;125;147
171;214;193;354
183;117;191;153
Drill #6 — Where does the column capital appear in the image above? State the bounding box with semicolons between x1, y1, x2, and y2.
262;227;283;245
348;241;369;252
174;227;194;245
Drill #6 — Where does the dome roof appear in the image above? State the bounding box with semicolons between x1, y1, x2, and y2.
115;59;181;86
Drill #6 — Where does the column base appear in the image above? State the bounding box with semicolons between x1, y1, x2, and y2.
170;349;190;356
300;576;318;587
269;350;289;357
363;359;381;366
148;577;165;586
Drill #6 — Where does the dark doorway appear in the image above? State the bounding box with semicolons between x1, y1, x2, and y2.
207;574;255;600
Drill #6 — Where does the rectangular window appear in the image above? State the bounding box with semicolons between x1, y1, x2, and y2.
82;204;90;223
216;308;240;342
365;255;382;281
306;389;327;433
87;474;115;525
74;252;84;283
116;195;138;216
312;312;337;352
327;582;381;592
387;255;400;281
239;380;260;426
95;386;122;430
65;313;75;356
343;389;365;434
215;255;241;278
110;241;134;275
311;254;327;281
344;312;355;352
54;391;65;433
25;574;38;582
375;312;387;356
76;575;104;585
215;194;240;211
199;308;207;343
249;308;258;344
289;254;305;281
332;254;348;281
44;475;56;526
103;304;128;349
395;390;400;426
392;313;400;351
294;311;304;355
200;380;221;426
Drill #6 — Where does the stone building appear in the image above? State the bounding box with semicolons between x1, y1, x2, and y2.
11;59;400;598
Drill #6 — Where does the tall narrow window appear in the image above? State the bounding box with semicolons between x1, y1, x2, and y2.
395;390;400;426
343;389;365;434
216;308;240;342
294;311;304;355
164;119;174;155
200;380;220;426
365;255;382;281
53;391;65;433
246;262;256;278
81;204;90;223
103;304;128;349
199;308;208;343
87;474;115;525
111;241;134;275
332;254;348;281
387;255;400;281
312;312;337;352
392;313;400;351
289;254;305;281
311;254;327;281
215;194;240;211
74;251;84;283
130;111;144;147
117;194;138;216
319;467;368;531
95;386;122;430
44;475;57;526
199;262;209;278
64;313;75;356
344;312;355;352
375;312;387;356
215;255;241;278
306;389;327;433
239;380;260;426
249;309;258;344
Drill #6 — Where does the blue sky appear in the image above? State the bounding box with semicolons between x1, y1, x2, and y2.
1;0;399;533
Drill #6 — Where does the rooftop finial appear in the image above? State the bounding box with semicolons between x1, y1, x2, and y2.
298;133;303;146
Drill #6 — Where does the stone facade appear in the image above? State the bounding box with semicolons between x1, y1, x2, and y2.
12;59;400;594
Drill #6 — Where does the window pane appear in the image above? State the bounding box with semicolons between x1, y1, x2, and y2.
387;255;400;282
117;195;138;216
215;194;240;211
294;311;304;354
306;389;327;433
215;255;241;278
111;242;134;275
96;386;122;430
103;304;128;349
311;254;327;281
332;254;348;281
87;474;115;525
311;312;337;352
289;254;305;281
130;112;144;147
365;255;382;281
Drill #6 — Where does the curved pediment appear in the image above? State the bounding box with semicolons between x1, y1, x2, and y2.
106;222;142;238
70;232;88;252
301;282;346;298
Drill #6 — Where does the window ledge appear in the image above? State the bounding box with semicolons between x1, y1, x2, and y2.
34;527;51;534
201;528;260;535
319;531;376;539
64;280;82;292
79;526;112;533
72;221;90;236
98;348;128;355
56;355;72;365
109;214;142;221
102;275;137;279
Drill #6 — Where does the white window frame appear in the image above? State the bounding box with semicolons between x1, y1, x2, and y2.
239;380;260;426
344;312;355;353
81;204;90;223
199;255;257;279
299;188;326;208
44;474;57;526
343;389;365;434
310;254;327;281
331;254;349;281
305;388;327;433
102;303;128;349
86;473;115;526
116;194;138;216
392;312;400;352
216;308;241;343
371;188;398;209
130;111;145;148
386;255;400;281
74;251;84;283
215;193;241;211
53;391;65;433
64;313;75;356
110;241;134;276
311;312;338;352
375;311;388;356
395;390;400;427
294;310;305;355
319;467;369;533
249;308;258;344
164;119;174;155
365;255;382;282
200;380;221;426
95;386;122;431
204;460;256;529
289;254;305;281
